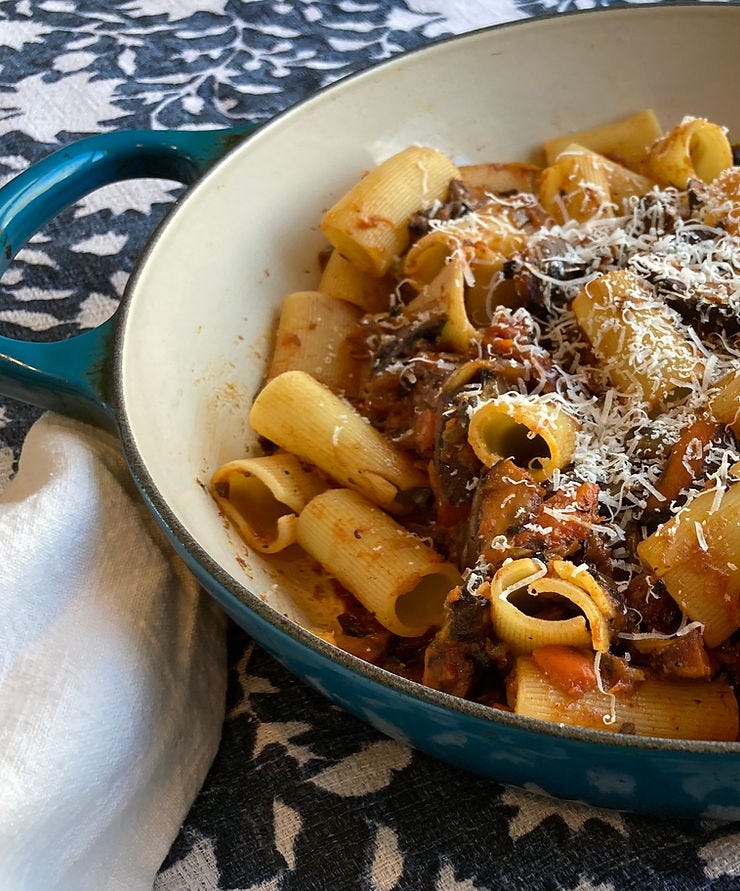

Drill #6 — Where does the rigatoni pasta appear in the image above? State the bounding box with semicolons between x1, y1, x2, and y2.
296;488;462;637
637;483;740;647
249;370;429;514
538;144;653;224
488;558;592;654
212;111;740;742
320;145;460;276
542;108;662;168
266;290;364;395
571;270;703;408
401;256;477;352
511;654;738;741
643;116;733;188
711;371;740;437
210;452;329;553
467;393;579;481
318;249;393;313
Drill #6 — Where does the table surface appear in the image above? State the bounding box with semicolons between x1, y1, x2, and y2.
1;2;739;889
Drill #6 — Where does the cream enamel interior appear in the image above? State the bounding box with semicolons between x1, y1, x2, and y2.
119;6;740;635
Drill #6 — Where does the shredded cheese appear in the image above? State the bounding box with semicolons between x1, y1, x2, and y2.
593;651;618;726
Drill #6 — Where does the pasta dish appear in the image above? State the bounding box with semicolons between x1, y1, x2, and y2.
212;111;740;741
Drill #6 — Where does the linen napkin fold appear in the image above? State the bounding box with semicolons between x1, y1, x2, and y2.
0;413;227;891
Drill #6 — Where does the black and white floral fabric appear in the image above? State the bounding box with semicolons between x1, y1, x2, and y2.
1;2;739;889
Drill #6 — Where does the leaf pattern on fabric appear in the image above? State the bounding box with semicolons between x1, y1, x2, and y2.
369;824;404;891
308;740;413;796
273;799;302;871
155;831;221;891
434;862;489;891
699;833;740;881
499;787;628;840
0;71;127;140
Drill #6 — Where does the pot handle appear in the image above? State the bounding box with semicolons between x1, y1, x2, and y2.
0;125;255;430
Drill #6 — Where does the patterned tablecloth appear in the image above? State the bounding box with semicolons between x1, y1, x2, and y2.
1;2;739;889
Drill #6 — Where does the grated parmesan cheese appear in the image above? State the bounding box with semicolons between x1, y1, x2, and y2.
593;651;618;726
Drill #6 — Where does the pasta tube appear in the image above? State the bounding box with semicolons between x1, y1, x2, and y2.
511;656;738;741
400;216;521;322
551;559;621;623
320;145;460;276
318;249;393;313
249;370;429;514
572;270;703;408
539;145;653;223
296;488;461;637
267;290;364;396
210;452;329;553
402;255;478;352
543;109;662;169
539;147;614;223
402;208;529;290
464;253;521;327
467;393;578;481
458;161;540;199
710;370;740;438
644;116;733;188
489;558;618;654
488;559;592;654
637;482;740;647
697;167;740;235
402;229;455;289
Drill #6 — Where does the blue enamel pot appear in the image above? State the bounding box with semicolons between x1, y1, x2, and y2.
1;4;739;818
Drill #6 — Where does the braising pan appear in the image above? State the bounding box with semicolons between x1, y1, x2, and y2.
1;5;739;818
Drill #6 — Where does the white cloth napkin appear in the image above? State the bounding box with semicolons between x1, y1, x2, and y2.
0;413;227;891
